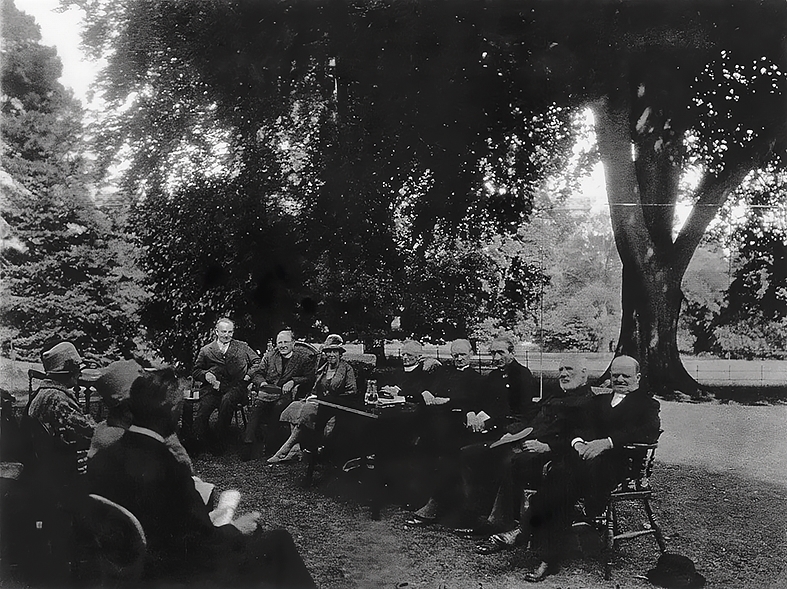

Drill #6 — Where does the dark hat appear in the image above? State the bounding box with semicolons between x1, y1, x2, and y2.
41;342;82;375
647;553;706;588
321;334;346;353
96;360;146;408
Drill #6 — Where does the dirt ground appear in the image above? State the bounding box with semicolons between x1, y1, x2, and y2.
192;400;787;589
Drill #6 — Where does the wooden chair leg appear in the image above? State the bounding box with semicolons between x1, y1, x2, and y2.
643;498;667;552
603;502;615;581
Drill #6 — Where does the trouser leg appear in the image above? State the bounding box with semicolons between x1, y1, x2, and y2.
459;443;509;526
194;393;221;442
243;528;317;588
217;388;245;441
528;459;581;565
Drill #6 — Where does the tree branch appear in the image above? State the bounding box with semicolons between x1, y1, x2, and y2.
673;155;759;276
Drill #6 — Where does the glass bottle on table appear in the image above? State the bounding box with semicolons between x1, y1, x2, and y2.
365;380;378;405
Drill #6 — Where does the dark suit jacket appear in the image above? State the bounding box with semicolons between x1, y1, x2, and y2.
432;365;484;411
253;347;316;390
87;431;241;582
386;363;436;405
523;382;594;454
192;339;261;395
483;360;539;428
573;388;661;449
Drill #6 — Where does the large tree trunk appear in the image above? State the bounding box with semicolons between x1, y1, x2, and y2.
593;76;755;396
618;259;700;395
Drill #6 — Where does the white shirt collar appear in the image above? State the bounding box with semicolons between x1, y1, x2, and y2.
611;392;627;407
282;350;294;359
128;425;166;444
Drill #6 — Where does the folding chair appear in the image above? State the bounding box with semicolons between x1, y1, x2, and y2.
598;442;667;580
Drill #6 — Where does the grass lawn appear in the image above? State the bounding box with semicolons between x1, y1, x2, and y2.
4;354;786;588
190;400;787;589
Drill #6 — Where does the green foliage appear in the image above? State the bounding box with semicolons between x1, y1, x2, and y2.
0;0;146;361
72;0;585;360
537;207;621;352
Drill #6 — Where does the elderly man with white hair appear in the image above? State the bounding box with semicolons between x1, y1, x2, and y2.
379;339;440;404
473;355;594;552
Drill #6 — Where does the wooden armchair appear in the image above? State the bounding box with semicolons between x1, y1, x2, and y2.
598;442;667;579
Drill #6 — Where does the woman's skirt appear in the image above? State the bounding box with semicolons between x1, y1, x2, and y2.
279;400;319;429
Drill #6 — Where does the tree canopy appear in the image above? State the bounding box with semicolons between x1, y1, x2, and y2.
74;0;787;391
1;0;147;361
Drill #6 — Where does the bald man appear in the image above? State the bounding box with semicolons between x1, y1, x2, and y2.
243;330;316;460
520;355;661;582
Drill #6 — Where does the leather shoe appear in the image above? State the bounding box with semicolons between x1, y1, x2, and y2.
524;561;553;583
475;528;521;554
475;539;505;555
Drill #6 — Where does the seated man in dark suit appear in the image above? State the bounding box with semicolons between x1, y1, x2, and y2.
473;356;593;551
406;338;496;526
243;330;316;459
520;355;661;582
88;364;316;588
379;339;439;404
192;317;261;455
482;336;539;428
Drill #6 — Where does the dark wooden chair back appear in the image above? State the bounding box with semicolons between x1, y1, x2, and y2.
343;353;377;399
73;493;147;586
